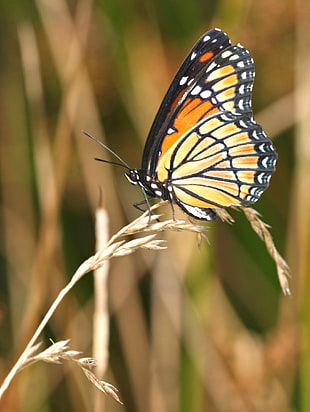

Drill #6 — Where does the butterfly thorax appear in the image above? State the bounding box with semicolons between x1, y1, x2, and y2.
125;169;171;201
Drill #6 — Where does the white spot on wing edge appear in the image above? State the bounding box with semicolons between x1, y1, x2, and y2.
262;157;272;168
258;143;267;152
206;62;217;73
181;204;215;221
238;99;245;111
179;76;188;86
239;119;249;128
188;78;195;86
221;50;232;59
191;51;197;61
211;96;218;105
200;90;212;99
191;85;202;95
239;84;246;94
167;127;176;135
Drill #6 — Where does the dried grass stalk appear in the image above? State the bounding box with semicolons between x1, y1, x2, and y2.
241;207;291;295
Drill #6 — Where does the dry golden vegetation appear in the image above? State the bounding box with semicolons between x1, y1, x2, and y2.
0;0;308;411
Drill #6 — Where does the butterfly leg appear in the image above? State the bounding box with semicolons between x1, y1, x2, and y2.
133;198;152;212
169;198;176;221
133;190;158;223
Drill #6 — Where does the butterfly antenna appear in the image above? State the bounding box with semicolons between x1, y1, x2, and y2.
83;130;131;170
94;157;130;170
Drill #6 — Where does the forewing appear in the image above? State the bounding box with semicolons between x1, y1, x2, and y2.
157;111;277;220
144;34;257;176
142;28;231;170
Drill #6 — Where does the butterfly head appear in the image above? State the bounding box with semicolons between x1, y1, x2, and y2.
126;169;171;200
125;169;153;197
126;169;154;194
125;169;141;186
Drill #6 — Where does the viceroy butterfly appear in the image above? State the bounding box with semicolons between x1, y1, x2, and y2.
88;28;277;221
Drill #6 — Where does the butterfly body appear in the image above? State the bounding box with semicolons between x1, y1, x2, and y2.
127;28;277;221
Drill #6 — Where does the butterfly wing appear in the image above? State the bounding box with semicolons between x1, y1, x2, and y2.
138;28;277;220
142;28;231;171
143;30;258;177
156;111;277;220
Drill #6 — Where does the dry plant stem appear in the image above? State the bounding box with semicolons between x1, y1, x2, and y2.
93;204;110;412
0;264;88;399
0;265;102;396
241;207;291;295
93;205;110;378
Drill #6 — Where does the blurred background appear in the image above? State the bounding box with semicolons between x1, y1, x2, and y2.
0;0;308;411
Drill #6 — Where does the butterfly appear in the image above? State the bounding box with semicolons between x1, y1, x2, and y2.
87;28;277;221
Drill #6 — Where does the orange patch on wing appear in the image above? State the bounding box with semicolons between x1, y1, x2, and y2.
200;51;214;62
160;98;219;157
232;156;259;168
229;144;256;156
237;170;256;183
206;170;236;180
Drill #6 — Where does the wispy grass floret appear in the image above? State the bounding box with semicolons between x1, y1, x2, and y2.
19;339;122;404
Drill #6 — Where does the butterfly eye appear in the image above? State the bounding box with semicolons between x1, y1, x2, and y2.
125;170;140;185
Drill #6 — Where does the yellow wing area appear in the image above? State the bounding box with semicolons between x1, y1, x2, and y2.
156;112;277;210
